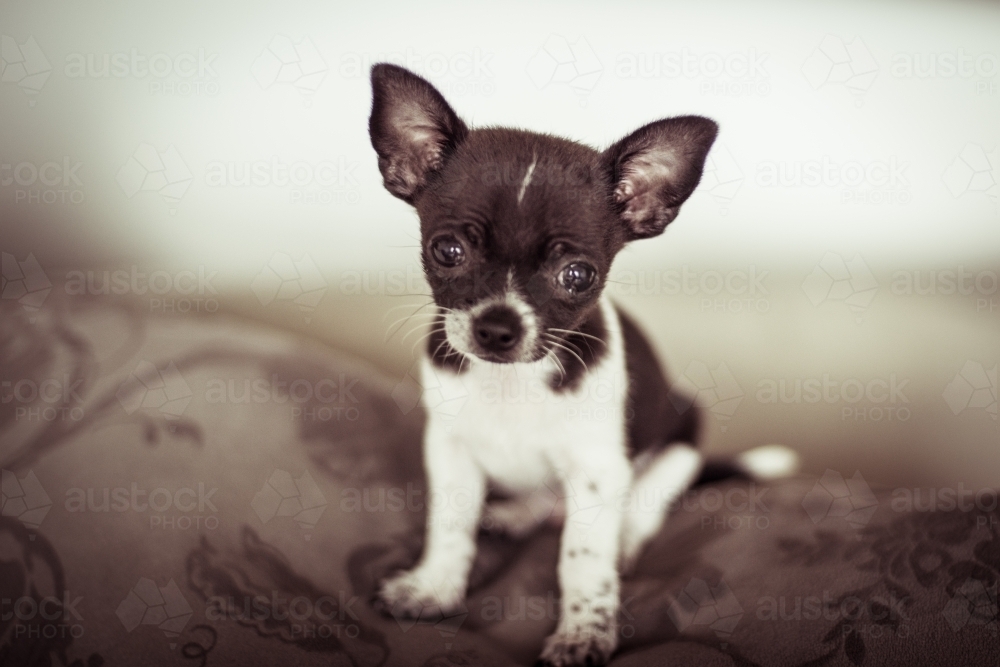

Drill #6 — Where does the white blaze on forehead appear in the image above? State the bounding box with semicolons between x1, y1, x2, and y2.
516;155;537;206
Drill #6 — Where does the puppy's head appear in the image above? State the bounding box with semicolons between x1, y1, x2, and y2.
369;64;717;366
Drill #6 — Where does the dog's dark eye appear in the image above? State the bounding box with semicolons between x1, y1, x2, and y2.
430;237;465;267
559;262;596;294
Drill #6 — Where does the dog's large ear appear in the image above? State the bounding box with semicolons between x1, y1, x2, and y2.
369;64;468;203
601;116;718;240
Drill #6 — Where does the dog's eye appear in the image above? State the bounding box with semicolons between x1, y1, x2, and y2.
431;237;466;267
559;262;596;294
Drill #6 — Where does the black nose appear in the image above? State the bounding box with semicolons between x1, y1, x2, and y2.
473;307;522;352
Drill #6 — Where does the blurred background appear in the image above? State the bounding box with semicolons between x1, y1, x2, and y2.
2;0;998;488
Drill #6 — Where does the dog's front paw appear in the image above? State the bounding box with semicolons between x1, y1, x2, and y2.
535;627;617;667
373;568;465;620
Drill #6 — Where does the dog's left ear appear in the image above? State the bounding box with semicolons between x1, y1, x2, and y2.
601;116;718;240
369;63;468;204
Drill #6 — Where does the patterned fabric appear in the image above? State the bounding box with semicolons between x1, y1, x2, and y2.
0;296;997;666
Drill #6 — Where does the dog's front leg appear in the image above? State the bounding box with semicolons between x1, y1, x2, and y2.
377;420;484;618
538;460;630;667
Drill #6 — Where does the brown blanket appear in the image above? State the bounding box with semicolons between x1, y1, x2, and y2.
0;296;997;666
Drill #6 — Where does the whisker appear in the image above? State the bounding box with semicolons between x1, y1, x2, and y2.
547;327;606;346
384;310;439;342
410;327;446;354
402;322;445;344
546;347;567;381
544;335;588;373
381;300;433;321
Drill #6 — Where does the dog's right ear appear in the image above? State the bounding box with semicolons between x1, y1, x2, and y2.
369;64;468;204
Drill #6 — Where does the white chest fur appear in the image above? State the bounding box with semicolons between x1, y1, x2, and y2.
419;297;630;494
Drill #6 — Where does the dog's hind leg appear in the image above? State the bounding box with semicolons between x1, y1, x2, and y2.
619;443;702;572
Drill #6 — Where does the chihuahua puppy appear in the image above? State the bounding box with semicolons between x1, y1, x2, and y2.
368;63;794;666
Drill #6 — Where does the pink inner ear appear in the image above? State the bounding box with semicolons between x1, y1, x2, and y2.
615;148;680;223
387;103;447;195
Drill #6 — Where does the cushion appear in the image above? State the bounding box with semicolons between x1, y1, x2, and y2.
1;298;997;666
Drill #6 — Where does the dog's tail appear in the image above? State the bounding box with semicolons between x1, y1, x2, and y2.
695;444;800;485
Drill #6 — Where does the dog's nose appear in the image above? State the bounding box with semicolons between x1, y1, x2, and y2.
473;307;522;352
